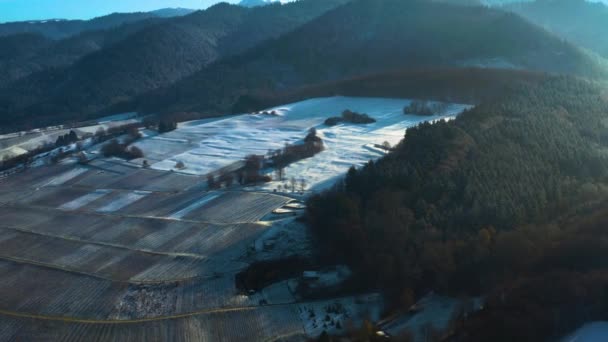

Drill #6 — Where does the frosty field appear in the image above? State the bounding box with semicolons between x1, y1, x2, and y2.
135;96;470;191
0;96;469;341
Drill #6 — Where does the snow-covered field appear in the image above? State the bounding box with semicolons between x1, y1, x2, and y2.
0;118;138;160
168;192;220;219
38;167;88;187
562;322;608;342
59;189;112;210
96;191;150;213
135;96;470;191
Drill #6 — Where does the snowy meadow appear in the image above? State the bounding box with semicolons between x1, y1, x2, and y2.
135;96;471;192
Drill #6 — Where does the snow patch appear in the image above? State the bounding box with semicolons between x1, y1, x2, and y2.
96;191;150;213
168;193;220;219
562;322;608;342
39;167;87;187
136;97;470;190
59;189;112;210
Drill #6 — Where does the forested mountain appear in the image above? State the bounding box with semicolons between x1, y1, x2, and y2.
150;8;196;18
237;68;550;111
0;12;163;39
0;0;347;131
433;0;483;6
134;0;607;117
2;0;605;131
0;17;164;86
239;0;282;7
506;0;608;59
2;0;607;132
306;75;608;340
0;33;52;61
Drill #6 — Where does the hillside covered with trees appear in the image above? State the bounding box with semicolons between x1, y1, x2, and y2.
506;0;608;59
0;12;162;39
0;17;166;86
0;0;347;132
135;0;608;118
306;75;608;340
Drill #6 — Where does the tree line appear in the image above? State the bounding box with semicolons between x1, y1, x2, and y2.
205;128;323;189
306;76;608;340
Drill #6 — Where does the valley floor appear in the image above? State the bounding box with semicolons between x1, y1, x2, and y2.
0;97;468;341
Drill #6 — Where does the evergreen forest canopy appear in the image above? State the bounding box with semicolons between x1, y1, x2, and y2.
307;76;608;340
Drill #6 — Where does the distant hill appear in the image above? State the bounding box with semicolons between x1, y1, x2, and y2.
135;0;608;116
0;0;348;131
0;33;52;61
150;8;196;18
239;0;281;7
0;9;194;40
483;0;531;5
233;68;551;113
433;0;483;6
0;17;164;86
0;12;160;39
506;0;608;58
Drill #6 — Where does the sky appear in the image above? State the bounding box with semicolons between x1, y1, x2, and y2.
0;0;233;23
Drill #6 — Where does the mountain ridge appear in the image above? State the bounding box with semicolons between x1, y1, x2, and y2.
505;0;608;59
0;0;349;131
133;0;608;116
0;8;195;39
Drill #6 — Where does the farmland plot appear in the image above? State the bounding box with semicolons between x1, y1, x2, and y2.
14;186;95;208
168;223;267;257
0;163;74;189
106;169;201;192
0;205;269;256
183;192;291;223
69;159;141;189
136;97;469;191
0;295;384;341
116;190;211;217
0;187;37;204
169;193;221;219
132;133;200;163
0;304;306;342
0;97;427;341
0;260;126;319
0;260;258;321
59;189;113;210
0;227;208;282
72;169;139;189
95;191;150;213
0;205;63;229
0;258;276;320
0;255;301;320
37;167;89;187
110;275;259;319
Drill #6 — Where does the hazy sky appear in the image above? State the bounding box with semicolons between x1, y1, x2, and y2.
0;0;230;23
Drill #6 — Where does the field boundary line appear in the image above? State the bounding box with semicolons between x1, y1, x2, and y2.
0;202;274;226
0;225;207;259
0;254;241;285
0;293;381;325
0;306;257;325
